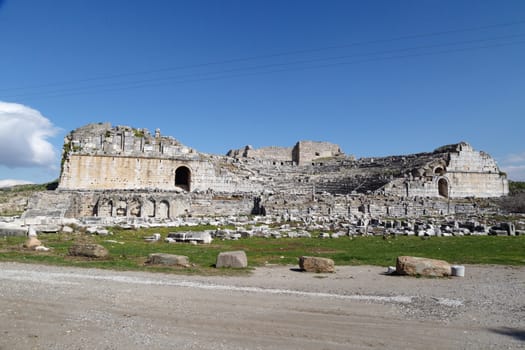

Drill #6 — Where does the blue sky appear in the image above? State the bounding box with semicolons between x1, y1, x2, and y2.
0;0;524;185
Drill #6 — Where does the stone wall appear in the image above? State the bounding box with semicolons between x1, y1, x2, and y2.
23;189;498;222
228;141;343;165
382;143;508;198
293;141;343;165
47;123;510;221
59;154;265;193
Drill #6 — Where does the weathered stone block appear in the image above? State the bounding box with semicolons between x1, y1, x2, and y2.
299;256;335;273
396;256;451;277
68;244;108;258
146;253;189;267
61;226;74;233
216;250;248;268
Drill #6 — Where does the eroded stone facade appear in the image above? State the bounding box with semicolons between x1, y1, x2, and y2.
24;123;509;220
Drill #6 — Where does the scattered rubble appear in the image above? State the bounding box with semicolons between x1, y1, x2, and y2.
2;210;523;243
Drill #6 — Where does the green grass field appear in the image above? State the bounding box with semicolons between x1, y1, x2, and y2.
1;225;524;274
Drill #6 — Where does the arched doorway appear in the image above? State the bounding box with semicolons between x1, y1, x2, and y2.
144;199;155;218
434;167;445;176
116;200;127;216
438;178;449;198
97;199;113;217
175;166;191;191
158;200;170;219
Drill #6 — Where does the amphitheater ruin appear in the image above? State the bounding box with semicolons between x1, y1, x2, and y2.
21;122;509;223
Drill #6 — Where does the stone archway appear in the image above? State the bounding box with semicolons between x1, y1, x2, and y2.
97;198;113;217
434;167;445;176
128;198;141;217
158;200;170;219
116;200;127;216
175;166;191;191
143;198;156;218
438;178;449;198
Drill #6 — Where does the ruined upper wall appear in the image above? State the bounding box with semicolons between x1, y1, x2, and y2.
293;141;344;165
59;123;507;199
227;145;293;163
227;140;344;165
63;123;198;160
382;142;508;198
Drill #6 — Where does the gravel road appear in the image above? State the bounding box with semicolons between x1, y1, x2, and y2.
0;262;523;349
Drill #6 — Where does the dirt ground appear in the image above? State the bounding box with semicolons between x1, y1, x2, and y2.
0;262;523;349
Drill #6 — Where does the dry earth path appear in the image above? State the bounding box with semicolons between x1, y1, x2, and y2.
0;262;523;349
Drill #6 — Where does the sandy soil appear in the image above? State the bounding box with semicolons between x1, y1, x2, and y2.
0;262;523;349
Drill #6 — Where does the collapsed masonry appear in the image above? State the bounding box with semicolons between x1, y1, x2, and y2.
23;123;508;221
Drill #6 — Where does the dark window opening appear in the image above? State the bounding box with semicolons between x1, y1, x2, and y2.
438;178;449;198
175;166;191;191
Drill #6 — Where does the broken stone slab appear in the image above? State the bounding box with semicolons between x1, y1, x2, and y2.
144;233;161;242
39;225;60;233
396;256;451;277
146;253;189;267
96;229;110;236
216;250;248;268
86;226;99;234
0;226;27;237
34;245;51;252
61;226;74;233
299;256;335;273
489;229;508;236
68;244;109;258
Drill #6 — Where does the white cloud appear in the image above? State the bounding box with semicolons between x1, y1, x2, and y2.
500;151;525;181
0;179;34;188
0;101;59;169
504;152;525;164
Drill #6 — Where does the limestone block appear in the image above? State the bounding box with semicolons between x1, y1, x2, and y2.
216;250;248;268
62;226;74;233
299;256;335;273
146;253;189;267
68;244;109;258
396;256;451;277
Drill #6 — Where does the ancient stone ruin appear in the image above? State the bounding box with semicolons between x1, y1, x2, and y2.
23;122;508;222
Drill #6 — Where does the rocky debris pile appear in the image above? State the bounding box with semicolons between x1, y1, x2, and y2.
2;204;523;244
